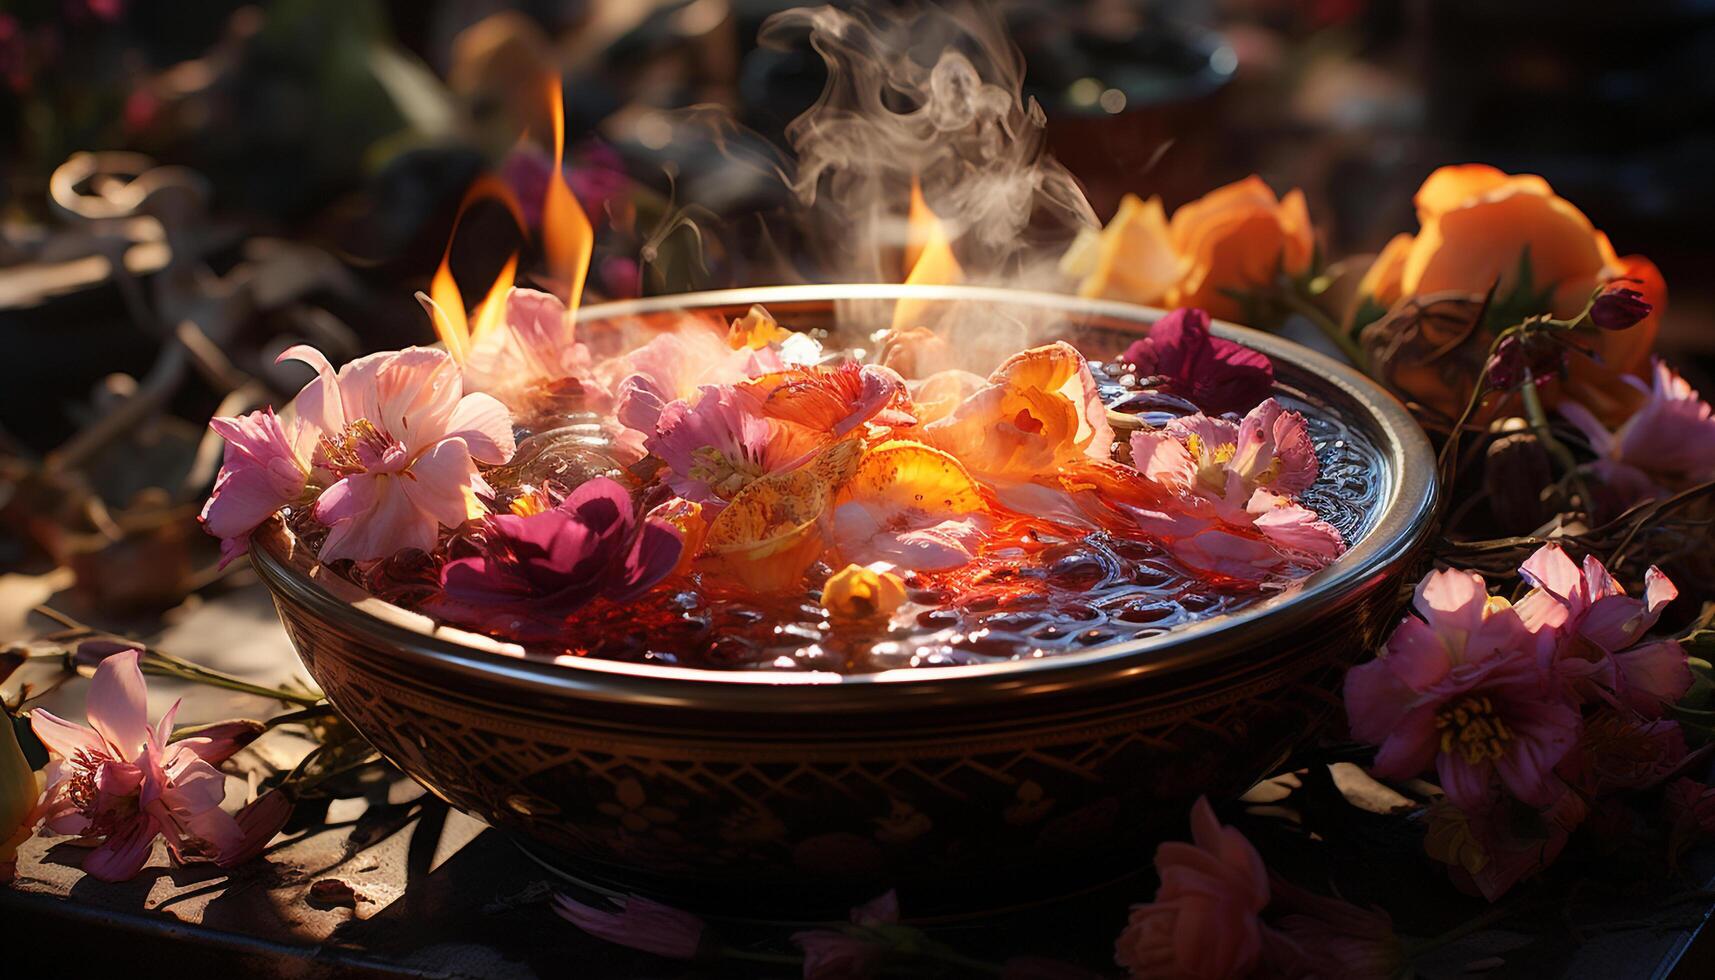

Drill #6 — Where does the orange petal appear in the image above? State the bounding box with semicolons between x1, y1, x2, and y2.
1070;193;1182;305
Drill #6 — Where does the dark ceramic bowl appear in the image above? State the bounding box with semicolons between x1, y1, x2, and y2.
253;285;1438;918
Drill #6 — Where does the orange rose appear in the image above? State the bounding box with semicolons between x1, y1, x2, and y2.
1353;165;1665;415
1167;176;1314;321
1064;177;1314;323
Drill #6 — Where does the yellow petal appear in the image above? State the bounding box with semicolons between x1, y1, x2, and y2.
1069;193;1183;304
845;440;986;515
822;562;908;619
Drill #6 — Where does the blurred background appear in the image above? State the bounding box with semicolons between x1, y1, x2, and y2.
2;0;1713;617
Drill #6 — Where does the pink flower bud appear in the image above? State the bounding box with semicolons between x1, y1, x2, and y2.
552;893;707;960
218;788;295;867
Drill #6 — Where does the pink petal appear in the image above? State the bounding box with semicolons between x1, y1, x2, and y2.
1613;640;1693;717
1556;399;1613;457
1369;703;1441;781
1129;431;1196;492
350;348;464;451
276;344;346;435
1643;566;1678;622
446;393;517;465
1518;544;1583;608
29;709;103;759
317;474;438;562
81;816;159;882
86;649;150;757
400;438;481;529
1413;568;1490;655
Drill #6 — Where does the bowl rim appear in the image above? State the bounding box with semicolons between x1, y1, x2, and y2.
252;283;1438;712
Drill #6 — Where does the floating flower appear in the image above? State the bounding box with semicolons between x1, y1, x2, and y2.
699;439;864;593
448;287;601;411
1343;567;1579;811
28;649;249;881
925;342;1114;482
613;325;796;437
199;407;314;566
281;345;516;563
1119;308;1275;416
553;893;707;960
822;563;908;620
1127;400;1342;578
1559;359;1715;509
832;441;989;571
1114;797;1272;980
647;385;812;510
741;362;916;439
1514;543;1689;717
437;477;683;638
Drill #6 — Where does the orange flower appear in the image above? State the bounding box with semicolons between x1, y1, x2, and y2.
1355;164;1665;393
1064;178;1313;323
1168;177;1314;321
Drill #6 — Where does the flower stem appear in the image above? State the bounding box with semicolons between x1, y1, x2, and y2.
138;660;324;708
1519;372;1595;513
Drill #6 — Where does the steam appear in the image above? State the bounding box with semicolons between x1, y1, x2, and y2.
760;3;1097;287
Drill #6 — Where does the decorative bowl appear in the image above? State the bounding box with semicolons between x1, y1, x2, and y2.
252;284;1438;918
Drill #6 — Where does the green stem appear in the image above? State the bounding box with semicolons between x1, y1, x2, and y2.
1280;290;1366;367
138;660;323;708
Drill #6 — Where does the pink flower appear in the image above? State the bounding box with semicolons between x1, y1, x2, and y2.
219;788;295;867
454;288;600;410
1560;359;1715;508
792;890;899;979
1268;876;1404;980
647;385;812;510
1115;797;1271;980
281;345;516;562
1514;543;1689;717
613;327;794;437
1127;399;1342;579
1121;307;1275;415
1557;710;1687;795
1343;568;1579;811
199;407;313;566
1426;790;1586;902
435;477;684;640
552;893;706;960
27;649;247;881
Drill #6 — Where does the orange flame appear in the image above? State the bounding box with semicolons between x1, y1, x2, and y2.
542;77;593;314
894;177;964;329
428;176;525;363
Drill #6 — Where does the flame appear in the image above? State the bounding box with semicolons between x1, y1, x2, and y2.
894;177;964;330
428;175;525;363
542;77;593;313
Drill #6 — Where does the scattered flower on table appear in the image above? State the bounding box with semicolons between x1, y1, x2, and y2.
1558;359;1715;512
552;892;708;960
1343;566;1579;811
26;649;251;881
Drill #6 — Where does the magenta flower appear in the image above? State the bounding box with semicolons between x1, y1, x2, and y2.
1120;307;1274;415
647;385;812;510
281;344;516;563
552;893;707;960
199;407;313;566
1343;568;1580;811
1514;543;1689;716
500;141;629;231
436;477;683;639
28;649;248;881
1589;286;1652;331
1114;797;1273;980
1560;359;1715;509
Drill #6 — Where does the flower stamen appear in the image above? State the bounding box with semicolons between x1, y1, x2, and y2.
1436;695;1513;765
